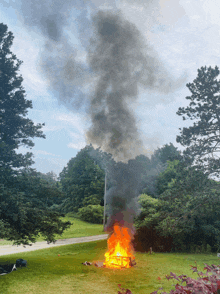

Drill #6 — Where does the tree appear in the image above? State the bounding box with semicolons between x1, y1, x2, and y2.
155;160;180;195
0;23;70;244
141;143;182;197
60;145;105;213
176;66;220;178
0;23;45;181
133;194;174;252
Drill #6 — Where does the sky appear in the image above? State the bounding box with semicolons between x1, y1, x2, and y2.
1;0;220;177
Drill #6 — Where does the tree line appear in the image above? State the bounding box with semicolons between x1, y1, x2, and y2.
1;22;220;252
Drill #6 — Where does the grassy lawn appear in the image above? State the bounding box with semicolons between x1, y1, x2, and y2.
0;239;219;294
0;216;107;245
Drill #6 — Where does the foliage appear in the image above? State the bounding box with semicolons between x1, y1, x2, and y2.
77;204;104;224
142;143;182;197
152;143;182;165
0;23;70;244
59;145;105;213
134;158;220;253
133;194;174;252
152;262;220;294
176;65;220;178
118;284;132;294
154;164;220;252
0;183;71;245
155;160;180;195
134;194;164;229
0;23;45;183
36;171;58;185
12;168;65;208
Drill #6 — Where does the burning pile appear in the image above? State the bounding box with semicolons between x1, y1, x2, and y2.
103;223;135;269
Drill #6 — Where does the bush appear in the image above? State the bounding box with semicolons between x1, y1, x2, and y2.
133;194;174;252
77;205;104;224
65;212;80;218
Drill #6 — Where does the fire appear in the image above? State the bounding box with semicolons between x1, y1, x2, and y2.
104;223;135;269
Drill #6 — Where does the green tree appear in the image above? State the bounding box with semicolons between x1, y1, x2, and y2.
60;145;105;212
155;162;220;252
155;160;180;195
142;143;182;197
133;194;174;252
176;66;220;178
0;23;70;244
0;23;45;182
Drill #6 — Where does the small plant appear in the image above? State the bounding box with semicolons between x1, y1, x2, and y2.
116;262;220;294
118;284;133;294
156;261;220;294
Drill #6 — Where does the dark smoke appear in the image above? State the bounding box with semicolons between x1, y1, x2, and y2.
14;1;185;232
86;9;184;160
104;159;142;233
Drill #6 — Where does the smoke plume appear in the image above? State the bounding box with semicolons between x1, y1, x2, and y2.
86;9;179;160
14;0;185;231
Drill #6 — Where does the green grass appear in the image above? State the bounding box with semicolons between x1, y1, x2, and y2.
0;216;107;245
0;240;219;294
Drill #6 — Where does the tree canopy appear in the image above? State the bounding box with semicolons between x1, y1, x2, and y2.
176;66;220;178
0;23;46;182
59;145;105;213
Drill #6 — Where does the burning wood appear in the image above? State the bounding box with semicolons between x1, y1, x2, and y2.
103;223;135;269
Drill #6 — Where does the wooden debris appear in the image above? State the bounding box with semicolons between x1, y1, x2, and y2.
94;261;104;268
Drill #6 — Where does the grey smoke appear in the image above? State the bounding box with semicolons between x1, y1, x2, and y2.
104;159;142;232
17;0;95;111
86;9;182;160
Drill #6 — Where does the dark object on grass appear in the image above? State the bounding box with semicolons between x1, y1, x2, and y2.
0;264;16;276
94;261;104;268
82;261;92;266
16;259;27;268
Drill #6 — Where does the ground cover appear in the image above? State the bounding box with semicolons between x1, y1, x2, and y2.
0;216;107;245
0;239;219;294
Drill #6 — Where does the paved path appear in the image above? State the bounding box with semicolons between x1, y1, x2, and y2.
0;234;108;256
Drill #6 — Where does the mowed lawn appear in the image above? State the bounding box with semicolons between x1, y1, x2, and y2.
0;216;108;245
0;239;219;294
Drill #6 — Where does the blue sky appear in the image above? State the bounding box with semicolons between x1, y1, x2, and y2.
1;0;220;177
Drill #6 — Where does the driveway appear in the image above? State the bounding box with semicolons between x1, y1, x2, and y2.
0;234;108;256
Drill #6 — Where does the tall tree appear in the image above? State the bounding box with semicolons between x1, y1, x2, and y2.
0;23;70;244
60;145;105;212
176;66;220;178
0;23;45;182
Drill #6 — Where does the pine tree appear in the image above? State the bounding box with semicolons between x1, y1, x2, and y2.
0;23;45;182
176;66;220;178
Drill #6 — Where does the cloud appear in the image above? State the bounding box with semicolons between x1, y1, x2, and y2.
33;150;61;157
67;142;86;150
55;113;87;133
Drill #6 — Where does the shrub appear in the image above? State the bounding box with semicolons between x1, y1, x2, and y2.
77;205;104;224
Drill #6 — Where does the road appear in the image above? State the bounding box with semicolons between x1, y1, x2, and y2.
0;234;108;256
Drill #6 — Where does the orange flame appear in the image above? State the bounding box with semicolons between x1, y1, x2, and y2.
104;223;135;269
